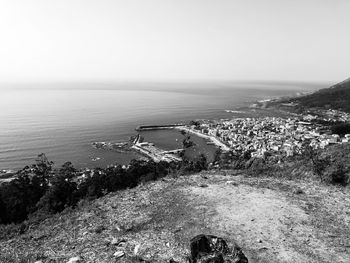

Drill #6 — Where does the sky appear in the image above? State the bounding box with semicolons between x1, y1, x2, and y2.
0;0;349;83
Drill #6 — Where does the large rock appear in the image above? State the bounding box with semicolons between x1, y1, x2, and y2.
189;234;248;263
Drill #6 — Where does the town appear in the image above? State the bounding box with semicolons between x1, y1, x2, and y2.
191;110;350;159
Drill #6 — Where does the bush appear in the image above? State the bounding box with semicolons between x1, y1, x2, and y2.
323;163;349;186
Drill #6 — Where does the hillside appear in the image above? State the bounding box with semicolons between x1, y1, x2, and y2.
1;171;349;263
290;77;350;112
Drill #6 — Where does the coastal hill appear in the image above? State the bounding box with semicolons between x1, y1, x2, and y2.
289;77;350;112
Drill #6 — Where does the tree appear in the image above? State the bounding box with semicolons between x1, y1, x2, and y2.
0;175;32;223
190;120;201;128
33;153;54;185
36;162;78;213
37;176;77;213
0;195;6;224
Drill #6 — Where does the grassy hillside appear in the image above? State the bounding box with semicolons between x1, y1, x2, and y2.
291;77;350;112
1;171;350;262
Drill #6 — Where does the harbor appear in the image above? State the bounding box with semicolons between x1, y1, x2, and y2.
90;123;223;164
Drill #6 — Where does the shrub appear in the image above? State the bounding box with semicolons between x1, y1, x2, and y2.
330;123;350;136
181;153;208;173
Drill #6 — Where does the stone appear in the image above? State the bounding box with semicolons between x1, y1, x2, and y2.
66;256;81;263
114;251;125;258
110;237;119;245
196;253;224;263
225;181;238;186
134;244;140;255
199;184;209;188
111;237;126;246
293;188;304;194
189;234;248;263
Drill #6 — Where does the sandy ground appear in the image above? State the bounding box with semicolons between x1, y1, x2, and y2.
1;171;350;262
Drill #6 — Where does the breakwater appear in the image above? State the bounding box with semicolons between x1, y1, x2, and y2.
135;123;185;131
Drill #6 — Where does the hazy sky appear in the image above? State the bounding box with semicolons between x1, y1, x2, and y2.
1;0;349;83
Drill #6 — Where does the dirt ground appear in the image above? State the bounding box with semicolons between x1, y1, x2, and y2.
1;171;349;263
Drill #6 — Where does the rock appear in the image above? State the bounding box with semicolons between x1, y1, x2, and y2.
110;237;119;245
94;225;105;234
199;184;209;188
293;188;304;194
122;256;150;262
111;237;126;246
196;253;224;263
114;251;125;258
134;244;140;255
67;256;82;263
189;234;248;263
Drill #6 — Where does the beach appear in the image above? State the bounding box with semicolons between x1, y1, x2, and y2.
175;126;231;152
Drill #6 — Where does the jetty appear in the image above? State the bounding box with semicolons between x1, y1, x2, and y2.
132;142;183;162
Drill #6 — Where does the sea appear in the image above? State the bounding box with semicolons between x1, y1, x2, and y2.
0;82;326;171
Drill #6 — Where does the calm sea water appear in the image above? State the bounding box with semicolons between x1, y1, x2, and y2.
0;82;324;170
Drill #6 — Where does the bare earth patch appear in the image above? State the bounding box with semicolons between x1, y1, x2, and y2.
1;171;349;263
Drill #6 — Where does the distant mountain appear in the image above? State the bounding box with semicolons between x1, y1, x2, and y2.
290;77;350;113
